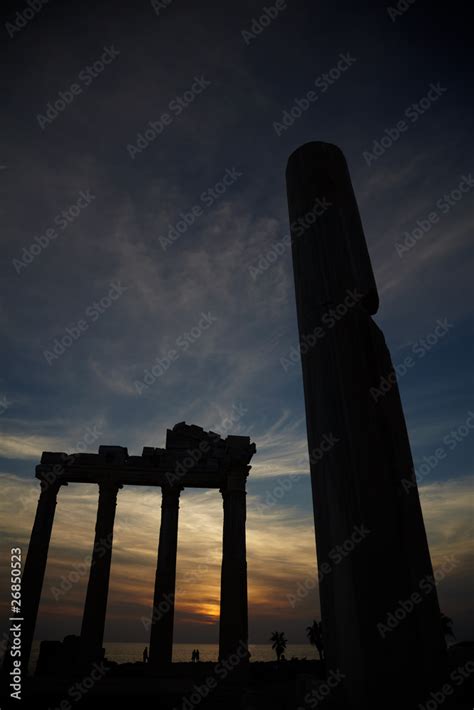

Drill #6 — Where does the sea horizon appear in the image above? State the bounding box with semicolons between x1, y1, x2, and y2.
23;641;318;671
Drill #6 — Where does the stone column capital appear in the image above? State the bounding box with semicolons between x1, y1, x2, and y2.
161;485;183;508
97;480;122;507
98;479;122;493
39;477;67;498
220;470;248;497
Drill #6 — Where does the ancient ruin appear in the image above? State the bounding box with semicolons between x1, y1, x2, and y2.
286;141;446;707
17;423;256;673
3;141;452;709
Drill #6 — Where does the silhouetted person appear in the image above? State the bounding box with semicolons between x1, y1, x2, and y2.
143;646;149;663
191;649;196;662
195;648;200;662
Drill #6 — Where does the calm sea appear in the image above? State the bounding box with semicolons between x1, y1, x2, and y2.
28;641;317;670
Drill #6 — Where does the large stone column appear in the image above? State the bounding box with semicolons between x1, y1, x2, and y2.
149;486;182;667
3;478;64;676
80;480;121;665
286;142;446;708
218;471;248;662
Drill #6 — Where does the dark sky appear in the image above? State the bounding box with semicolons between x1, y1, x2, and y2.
0;0;472;650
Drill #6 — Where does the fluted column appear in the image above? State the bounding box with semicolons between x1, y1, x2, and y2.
149;486;182;666
3;478;64;677
80;480;121;665
218;471;248;662
286;142;446;707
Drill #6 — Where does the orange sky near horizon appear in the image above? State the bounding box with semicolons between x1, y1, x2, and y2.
0;472;472;647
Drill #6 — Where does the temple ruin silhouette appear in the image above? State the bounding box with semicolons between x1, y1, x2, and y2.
3;142;451;709
16;423;256;673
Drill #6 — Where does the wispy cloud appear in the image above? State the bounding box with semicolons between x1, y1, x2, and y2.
0;473;471;643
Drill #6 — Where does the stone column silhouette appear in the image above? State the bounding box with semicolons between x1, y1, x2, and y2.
4;478;64;677
80;480;121;664
218;471;248;662
149;486;182;666
286;142;446;708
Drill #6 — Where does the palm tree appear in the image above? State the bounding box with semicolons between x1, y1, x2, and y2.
440;612;455;643
270;631;288;662
306;620;324;665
